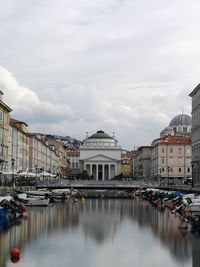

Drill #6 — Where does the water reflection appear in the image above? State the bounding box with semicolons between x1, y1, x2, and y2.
0;199;196;267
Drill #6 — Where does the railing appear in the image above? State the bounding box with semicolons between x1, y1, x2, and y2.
35;179;160;189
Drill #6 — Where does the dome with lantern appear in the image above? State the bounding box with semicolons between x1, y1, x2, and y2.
160;114;191;137
83;130;118;148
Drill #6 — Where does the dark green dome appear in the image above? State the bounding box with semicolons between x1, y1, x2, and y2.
88;130;113;139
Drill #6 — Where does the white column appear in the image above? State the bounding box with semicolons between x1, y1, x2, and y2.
108;164;111;180
83;162;86;170
102;164;105;181
90;164;92;176
96;164;98;180
114;163;117;176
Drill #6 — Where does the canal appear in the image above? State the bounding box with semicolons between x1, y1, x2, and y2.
0;198;199;267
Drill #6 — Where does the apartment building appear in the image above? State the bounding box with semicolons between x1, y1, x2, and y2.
133;146;152;181
45;138;67;177
8;118;29;172
0;91;12;171
189;84;200;186
66;150;80;179
151;135;191;184
28;133;59;174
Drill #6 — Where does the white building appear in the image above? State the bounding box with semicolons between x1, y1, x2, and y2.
79;130;122;180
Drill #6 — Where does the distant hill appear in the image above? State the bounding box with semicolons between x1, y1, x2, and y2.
34;133;83;150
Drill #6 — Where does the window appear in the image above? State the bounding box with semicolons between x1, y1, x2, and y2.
178;148;182;154
161;158;165;164
170;148;173;153
0;111;2;121
179;168;181;172
169;157;173;165
183;127;187;132
186;157;191;164
187;148;190;154
170;167;173;172
162;168;165;172
187;168;190;172
161;148;164;153
178;157;182;165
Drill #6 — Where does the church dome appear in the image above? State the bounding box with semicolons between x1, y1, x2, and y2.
160;126;174;137
88;130;113;139
169;114;191;127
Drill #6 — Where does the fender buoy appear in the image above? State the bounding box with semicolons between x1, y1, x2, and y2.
11;248;20;258
20;204;27;213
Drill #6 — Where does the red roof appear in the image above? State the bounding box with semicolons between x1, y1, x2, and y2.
153;135;191;145
66;150;80;156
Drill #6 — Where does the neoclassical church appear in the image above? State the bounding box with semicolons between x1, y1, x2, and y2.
79;130;122;180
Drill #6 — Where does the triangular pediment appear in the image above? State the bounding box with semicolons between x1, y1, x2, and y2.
83;154;117;162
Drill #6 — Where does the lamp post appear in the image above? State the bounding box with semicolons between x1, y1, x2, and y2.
167;166;170;186
35;165;37;182
11;158;15;190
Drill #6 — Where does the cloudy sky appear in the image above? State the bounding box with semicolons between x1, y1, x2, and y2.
0;0;199;149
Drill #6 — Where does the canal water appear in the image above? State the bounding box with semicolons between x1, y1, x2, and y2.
0;198;199;267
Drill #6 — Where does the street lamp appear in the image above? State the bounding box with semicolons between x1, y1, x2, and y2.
167;166;170;186
35;165;38;181
11;158;15;190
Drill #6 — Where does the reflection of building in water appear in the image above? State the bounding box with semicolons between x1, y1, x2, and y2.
132;199;192;263
0;204;78;267
79;199;122;243
0;199;193;266
192;237;200;267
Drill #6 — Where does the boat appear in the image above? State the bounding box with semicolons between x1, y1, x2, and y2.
17;193;50;206
186;202;200;213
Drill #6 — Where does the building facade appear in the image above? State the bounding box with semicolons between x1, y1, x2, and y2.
28;134;59;175
79;130;121;180
0;91;12;171
151;135;191;184
45;138;67;177
133;146;152;181
66;150;80;179
8;118;29;172
189;84;200;186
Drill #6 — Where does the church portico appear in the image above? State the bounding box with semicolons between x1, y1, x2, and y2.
84;162;117;180
80;131;121;181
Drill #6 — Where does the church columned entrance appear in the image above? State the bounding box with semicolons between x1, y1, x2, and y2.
98;165;103;180
84;163;116;180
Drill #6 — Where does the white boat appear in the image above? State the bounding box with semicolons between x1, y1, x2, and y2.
25;189;51;197
18;193;49;206
187;202;200;212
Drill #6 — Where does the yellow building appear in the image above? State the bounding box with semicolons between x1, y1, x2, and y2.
0;90;12;170
121;157;131;177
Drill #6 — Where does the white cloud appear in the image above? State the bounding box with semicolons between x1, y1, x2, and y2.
0;66;74;124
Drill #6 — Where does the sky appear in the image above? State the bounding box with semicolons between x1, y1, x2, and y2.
0;0;199;149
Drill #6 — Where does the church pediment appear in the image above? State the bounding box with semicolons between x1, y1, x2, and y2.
83;154;117;162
